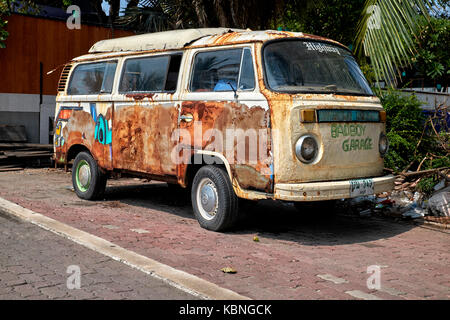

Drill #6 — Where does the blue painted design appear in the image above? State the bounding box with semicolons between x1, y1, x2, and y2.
94;114;112;145
270;162;274;188
90;103;97;122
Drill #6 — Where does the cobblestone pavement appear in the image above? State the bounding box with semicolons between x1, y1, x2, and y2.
0;168;449;300
0;208;197;300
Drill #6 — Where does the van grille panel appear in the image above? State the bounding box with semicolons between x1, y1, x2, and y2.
57;64;72;93
317;109;380;122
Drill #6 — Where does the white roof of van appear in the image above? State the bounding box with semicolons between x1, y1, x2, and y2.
88;28;246;53
71;29;346;62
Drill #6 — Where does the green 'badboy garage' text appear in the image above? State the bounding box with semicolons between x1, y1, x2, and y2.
330;124;373;152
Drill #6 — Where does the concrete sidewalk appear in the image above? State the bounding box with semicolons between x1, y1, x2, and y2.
0;208;197;300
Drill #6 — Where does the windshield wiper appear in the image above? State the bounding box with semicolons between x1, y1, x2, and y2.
323;84;338;92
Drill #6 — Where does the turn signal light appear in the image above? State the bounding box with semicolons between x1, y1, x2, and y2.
58;108;73;120
300;109;316;123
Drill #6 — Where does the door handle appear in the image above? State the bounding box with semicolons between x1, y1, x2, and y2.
179;113;194;123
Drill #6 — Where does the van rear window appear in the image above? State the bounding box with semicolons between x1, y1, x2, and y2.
67;61;117;95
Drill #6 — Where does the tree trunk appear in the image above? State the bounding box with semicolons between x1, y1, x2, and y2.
214;0;229;27
192;0;208;27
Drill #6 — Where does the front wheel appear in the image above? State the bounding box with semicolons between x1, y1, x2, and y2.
191;165;238;231
72;151;107;200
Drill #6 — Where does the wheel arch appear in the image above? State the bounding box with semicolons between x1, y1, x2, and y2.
67;144;91;163
183;151;231;190
182;150;270;201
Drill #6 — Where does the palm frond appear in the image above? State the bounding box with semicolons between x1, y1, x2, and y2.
354;0;435;87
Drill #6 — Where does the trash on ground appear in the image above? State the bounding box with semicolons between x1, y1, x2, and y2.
359;209;372;217
428;186;450;217
221;267;237;274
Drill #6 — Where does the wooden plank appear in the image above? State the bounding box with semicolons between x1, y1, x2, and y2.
3;151;52;157
0;167;24;172
0;143;53;150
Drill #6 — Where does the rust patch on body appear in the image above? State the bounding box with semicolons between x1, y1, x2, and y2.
125;93;155;101
112;104;178;176
212;32;240;45
233;165;271;191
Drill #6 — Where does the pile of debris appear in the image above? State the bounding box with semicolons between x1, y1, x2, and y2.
393;167;449;193
0;125;53;171
342;168;449;225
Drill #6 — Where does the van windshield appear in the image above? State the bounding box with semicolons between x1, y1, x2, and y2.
263;40;373;96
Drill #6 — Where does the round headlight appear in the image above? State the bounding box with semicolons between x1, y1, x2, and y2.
379;133;389;157
295;135;318;163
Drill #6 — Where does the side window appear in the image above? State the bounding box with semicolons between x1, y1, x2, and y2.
67;61;117;95
238;48;255;90
191;48;256;92
119;55;178;93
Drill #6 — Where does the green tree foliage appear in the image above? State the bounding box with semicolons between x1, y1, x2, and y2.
0;0;10;48
280;0;365;46
411;16;449;86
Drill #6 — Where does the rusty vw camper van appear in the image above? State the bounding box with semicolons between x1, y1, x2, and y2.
54;28;394;231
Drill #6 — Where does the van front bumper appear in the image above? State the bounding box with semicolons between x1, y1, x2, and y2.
274;175;395;201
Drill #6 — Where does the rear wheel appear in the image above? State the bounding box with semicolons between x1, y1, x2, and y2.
72;152;107;200
191;165;238;231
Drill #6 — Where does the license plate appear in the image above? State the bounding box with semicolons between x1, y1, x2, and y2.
349;178;374;197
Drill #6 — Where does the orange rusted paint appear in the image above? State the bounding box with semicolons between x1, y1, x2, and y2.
125;93;155;101
112;104;178;176
211;32;238;45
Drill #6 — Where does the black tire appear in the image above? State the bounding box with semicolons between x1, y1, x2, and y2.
191;165;238;231
72;151;107;200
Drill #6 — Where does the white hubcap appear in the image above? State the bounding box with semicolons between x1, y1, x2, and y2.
196;178;218;220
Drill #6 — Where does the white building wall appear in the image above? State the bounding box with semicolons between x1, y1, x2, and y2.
0;93;56;144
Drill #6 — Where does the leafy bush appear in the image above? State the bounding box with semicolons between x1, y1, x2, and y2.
380;91;425;170
417;176;439;195
379;90;450;172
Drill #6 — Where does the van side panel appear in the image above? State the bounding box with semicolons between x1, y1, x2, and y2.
111;95;179;176
178;100;273;193
55;100;114;170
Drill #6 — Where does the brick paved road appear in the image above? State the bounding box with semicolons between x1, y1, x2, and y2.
0;208;197;300
0;168;449;300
